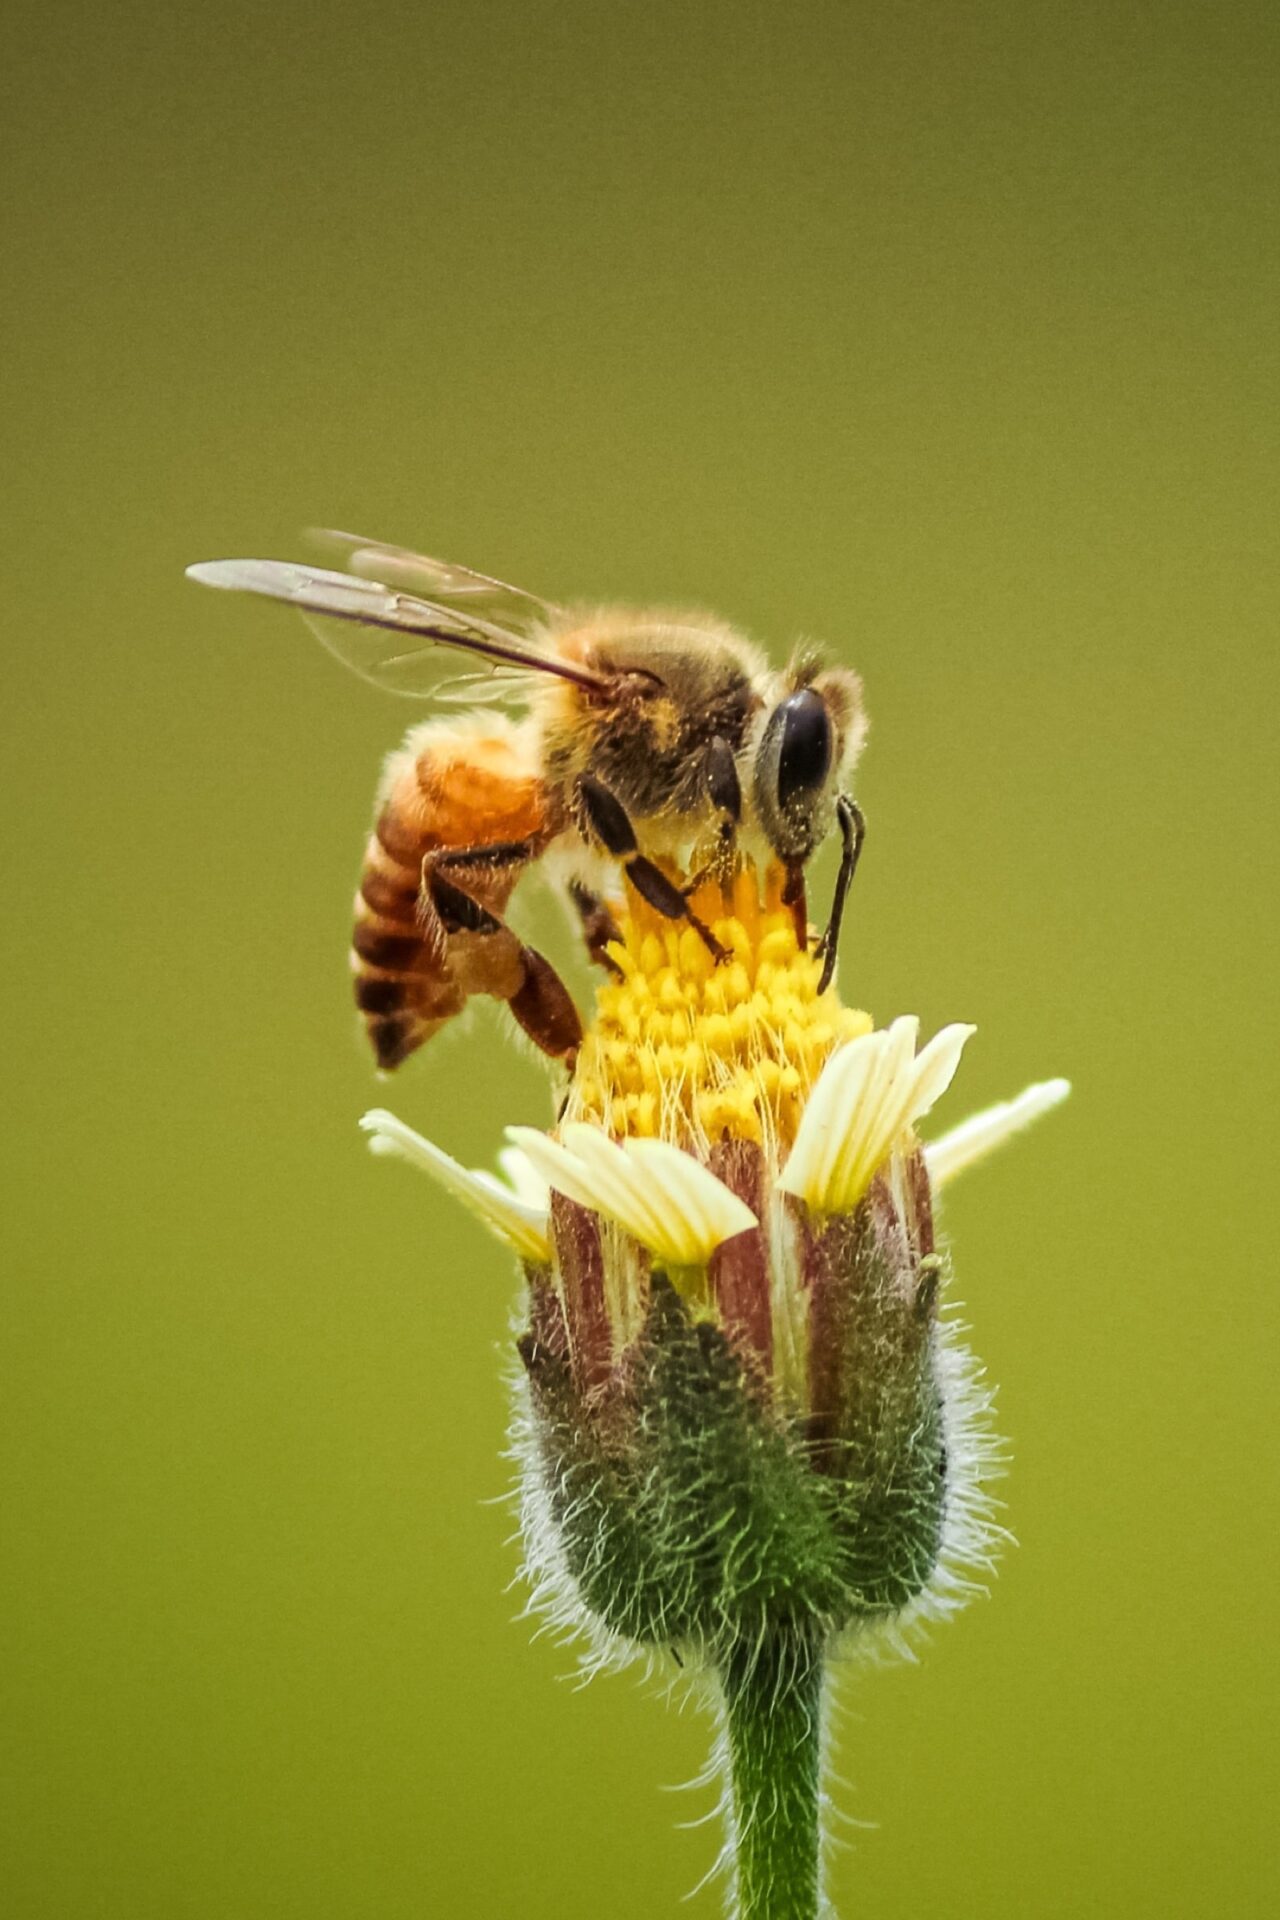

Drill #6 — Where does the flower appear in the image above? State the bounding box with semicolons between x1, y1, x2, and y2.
363;865;1067;1648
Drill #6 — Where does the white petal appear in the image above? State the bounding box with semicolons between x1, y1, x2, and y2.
852;1020;975;1201
780;1018;975;1216
508;1123;756;1268
504;1127;613;1219
925;1078;1071;1188
496;1144;552;1210
621;1137;757;1264
778;1028;885;1211
904;1022;976;1122
359;1110;551;1263
561;1124;675;1247
831;1015;920;1207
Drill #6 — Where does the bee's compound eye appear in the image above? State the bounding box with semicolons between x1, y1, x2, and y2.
775;689;833;805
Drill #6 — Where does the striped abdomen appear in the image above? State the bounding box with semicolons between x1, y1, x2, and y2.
352;716;549;1069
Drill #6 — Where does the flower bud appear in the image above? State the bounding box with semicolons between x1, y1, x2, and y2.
361;858;1067;1913
506;873;1008;1666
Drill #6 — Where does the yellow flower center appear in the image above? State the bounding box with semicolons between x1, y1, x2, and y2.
565;862;872;1150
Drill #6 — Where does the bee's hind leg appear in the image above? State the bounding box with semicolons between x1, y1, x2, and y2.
814;796;866;994
430;836;539;876
576;776;730;963
422;858;583;1063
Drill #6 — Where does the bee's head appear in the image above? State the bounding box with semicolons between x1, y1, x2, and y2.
751;666;866;863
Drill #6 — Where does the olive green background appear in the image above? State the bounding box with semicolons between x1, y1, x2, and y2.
4;3;1276;1915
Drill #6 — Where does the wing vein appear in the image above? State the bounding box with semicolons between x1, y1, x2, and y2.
186;553;608;700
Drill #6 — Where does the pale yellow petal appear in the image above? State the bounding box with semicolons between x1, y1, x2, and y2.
509;1123;756;1268
779;1028;884;1207
560;1124;673;1247
497;1144;551;1209
925;1078;1070;1188
622;1137;757;1264
833;1015;920;1206
360;1110;551;1262
857;1022;975;1190
504;1127;608;1220
780;1017;975;1216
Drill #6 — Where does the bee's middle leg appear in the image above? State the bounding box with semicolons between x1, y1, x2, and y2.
577;776;730;963
814;796;866;994
421;854;583;1063
568;880;625;976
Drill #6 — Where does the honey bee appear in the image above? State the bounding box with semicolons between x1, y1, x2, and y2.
187;533;868;1072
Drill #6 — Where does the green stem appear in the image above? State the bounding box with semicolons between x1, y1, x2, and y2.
720;1631;826;1920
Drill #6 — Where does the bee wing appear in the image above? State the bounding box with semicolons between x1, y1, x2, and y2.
185;557;608;700
311;528;563;638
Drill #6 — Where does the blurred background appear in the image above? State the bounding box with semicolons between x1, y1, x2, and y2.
3;3;1277;1915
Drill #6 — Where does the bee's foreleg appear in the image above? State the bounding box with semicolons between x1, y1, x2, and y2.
681;737;742;896
422;861;583;1064
814;795;866;994
577;776;730;963
704;735;742;829
781;862;808;949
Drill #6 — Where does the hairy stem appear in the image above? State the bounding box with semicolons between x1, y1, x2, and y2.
720;1630;826;1920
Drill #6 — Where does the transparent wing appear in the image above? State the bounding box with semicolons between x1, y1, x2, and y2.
311;528;563;639
185;556;607;701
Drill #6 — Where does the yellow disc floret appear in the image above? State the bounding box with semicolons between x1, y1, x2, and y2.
566;862;872;1151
